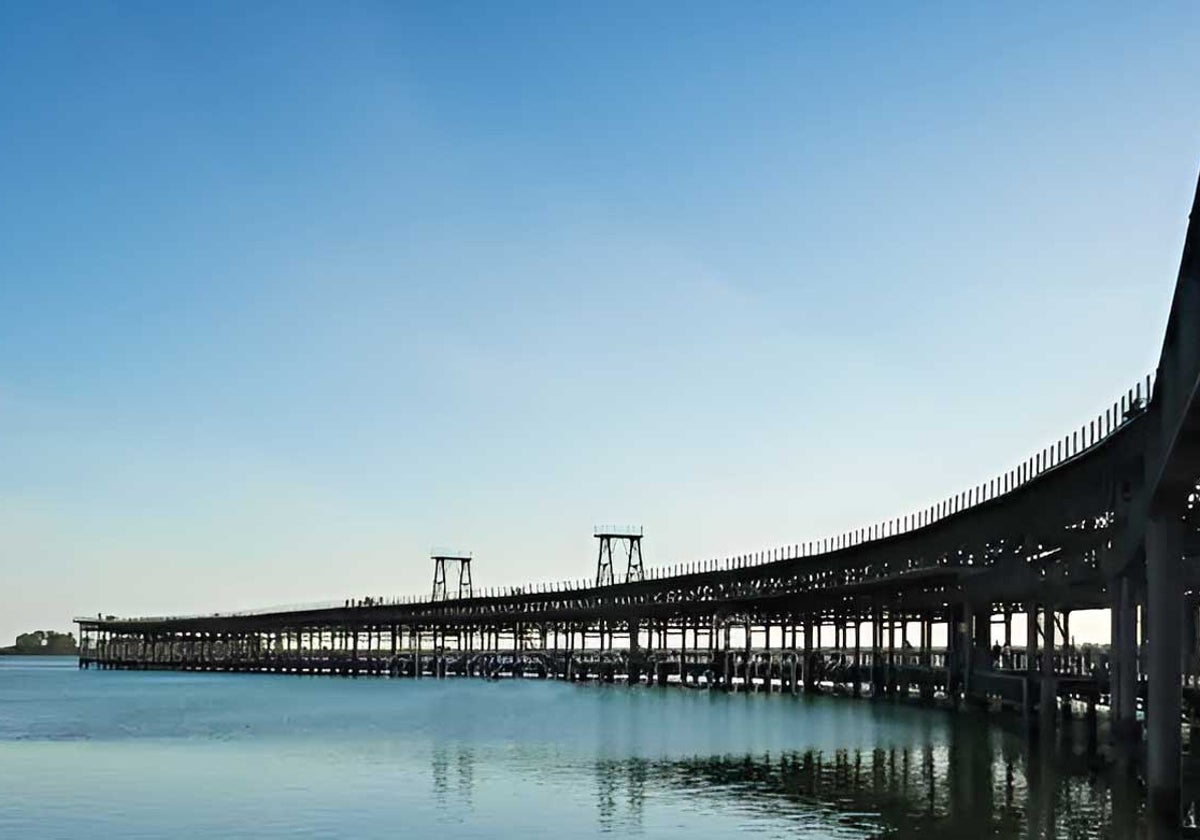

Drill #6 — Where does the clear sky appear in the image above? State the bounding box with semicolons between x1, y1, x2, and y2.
1;3;1198;645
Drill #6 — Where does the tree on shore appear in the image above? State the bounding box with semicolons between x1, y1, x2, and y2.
11;631;78;654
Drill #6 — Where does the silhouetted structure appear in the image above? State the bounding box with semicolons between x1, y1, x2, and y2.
431;550;473;601
594;527;644;586
76;168;1200;825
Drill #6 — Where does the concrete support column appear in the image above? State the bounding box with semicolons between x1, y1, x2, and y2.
1041;604;1056;728
917;615;931;700
963;602;975;701
414;628;422;678
1184;596;1198;673
968;603;991;706
803;616;815;692
1112;574;1140;739
975;608;992;668
853;619;862;698
628;618;641;686
919;616;929;669
679;620;687;685
722;621;732;691
886;613;895;697
1025;603;1038;720
708;616;717;686
1062;611;1071;672
871;606;883;697
743;620;753;691
946;605;961;702
761;625;772;689
1146;516;1186;822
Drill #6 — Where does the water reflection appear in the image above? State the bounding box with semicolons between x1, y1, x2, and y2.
429;715;1191;839
596;741;1118;838
9;659;1197;839
594;755;649;833
431;745;475;810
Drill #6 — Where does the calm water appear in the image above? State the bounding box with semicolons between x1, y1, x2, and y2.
0;657;1177;839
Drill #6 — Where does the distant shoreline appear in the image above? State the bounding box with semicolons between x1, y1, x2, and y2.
0;650;78;657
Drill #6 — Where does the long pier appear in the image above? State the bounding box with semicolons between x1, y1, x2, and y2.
77;169;1200;822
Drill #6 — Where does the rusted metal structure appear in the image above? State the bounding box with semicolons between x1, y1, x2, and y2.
76;170;1200;822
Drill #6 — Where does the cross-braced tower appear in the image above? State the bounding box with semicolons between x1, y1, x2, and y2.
431;550;473;601
594;526;644;586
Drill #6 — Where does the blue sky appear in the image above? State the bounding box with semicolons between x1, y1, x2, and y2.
1;2;1198;643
